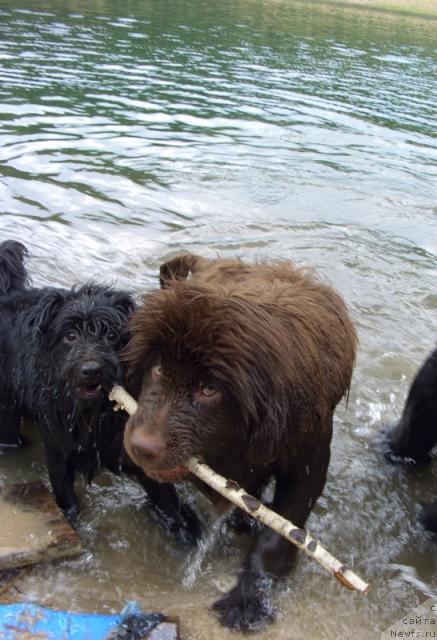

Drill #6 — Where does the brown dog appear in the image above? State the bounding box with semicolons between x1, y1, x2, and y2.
123;254;357;631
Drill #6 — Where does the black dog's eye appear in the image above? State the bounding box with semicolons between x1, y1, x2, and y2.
64;330;78;344
107;331;118;343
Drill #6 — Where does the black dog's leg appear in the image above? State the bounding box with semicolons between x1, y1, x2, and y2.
0;403;22;447
101;426;202;546
387;349;437;464
44;448;78;516
213;438;331;632
128;465;202;547
420;500;437;533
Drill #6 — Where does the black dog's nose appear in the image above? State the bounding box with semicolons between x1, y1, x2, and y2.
80;361;102;378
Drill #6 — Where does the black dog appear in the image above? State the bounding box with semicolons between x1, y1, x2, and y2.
0;240;200;544
386;347;437;531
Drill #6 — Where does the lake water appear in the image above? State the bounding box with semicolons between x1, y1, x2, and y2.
0;0;436;638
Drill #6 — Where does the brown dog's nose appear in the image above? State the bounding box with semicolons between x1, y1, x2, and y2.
129;430;166;462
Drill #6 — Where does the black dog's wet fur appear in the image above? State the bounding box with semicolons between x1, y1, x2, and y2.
0;240;201;545
386;347;437;532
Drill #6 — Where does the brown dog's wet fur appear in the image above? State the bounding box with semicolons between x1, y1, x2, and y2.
124;254;357;632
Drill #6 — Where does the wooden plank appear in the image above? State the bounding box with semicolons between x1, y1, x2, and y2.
0;481;81;571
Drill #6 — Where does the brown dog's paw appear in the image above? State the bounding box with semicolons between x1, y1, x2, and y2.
212;589;275;632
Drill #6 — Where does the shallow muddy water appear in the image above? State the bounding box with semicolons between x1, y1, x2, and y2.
0;0;436;638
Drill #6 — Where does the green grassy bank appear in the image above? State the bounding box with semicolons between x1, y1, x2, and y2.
331;0;437;17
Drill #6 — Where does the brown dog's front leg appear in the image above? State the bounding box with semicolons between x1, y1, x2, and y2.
213;443;331;632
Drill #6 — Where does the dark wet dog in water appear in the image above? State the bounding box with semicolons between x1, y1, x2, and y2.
123;253;357;631
0;241;200;544
386;347;437;532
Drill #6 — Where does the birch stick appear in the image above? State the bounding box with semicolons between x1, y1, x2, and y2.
109;384;370;595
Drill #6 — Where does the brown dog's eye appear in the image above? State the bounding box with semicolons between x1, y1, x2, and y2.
152;363;163;379
64;330;78;344
201;384;218;397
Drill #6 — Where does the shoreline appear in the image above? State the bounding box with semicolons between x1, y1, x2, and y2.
321;0;437;17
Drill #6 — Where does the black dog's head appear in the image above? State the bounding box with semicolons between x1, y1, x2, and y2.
30;284;135;404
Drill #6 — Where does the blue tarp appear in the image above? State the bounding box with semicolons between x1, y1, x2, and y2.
0;601;164;639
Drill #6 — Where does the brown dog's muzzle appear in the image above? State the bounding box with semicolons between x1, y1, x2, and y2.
128;428;166;464
124;419;189;483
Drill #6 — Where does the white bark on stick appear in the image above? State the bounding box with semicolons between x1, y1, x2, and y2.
109;384;370;595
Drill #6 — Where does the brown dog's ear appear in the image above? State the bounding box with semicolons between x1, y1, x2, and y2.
159;253;203;288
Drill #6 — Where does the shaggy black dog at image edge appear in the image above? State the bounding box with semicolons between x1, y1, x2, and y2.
0;240;200;544
385;346;437;532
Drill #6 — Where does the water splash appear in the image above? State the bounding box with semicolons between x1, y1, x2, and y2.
182;511;230;589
